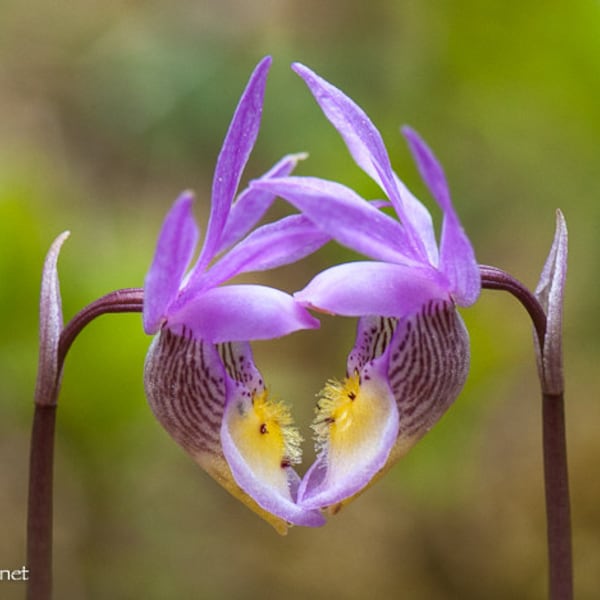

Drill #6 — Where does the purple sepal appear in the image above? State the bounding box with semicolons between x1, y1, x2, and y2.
167;285;319;343
192;56;272;275
201;215;330;289
216;153;307;253
402;127;480;305
292;63;435;262
143;192;198;334
251;176;417;265
294;261;449;317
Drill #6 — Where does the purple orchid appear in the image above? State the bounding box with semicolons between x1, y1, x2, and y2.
143;57;327;533
252;63;481;513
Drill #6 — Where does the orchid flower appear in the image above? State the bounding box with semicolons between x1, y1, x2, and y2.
252;63;481;513
143;57;328;533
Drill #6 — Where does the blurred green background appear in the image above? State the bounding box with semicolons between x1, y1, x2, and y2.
1;1;599;598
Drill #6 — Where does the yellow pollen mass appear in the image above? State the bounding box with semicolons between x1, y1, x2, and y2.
228;389;302;474
314;372;391;452
314;373;361;443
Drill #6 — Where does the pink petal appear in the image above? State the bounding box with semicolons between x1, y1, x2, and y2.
293;63;433;262
202;215;330;288
192;56;272;273
252;176;416;264
402;127;480;305
168;284;320;343
295;261;450;317
143;192;199;334
216;153;307;253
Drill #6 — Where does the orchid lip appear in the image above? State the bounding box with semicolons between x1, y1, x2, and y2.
295;300;471;513
297;359;399;510
145;328;325;533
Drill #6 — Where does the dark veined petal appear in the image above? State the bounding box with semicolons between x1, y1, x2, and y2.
294;261;449;318
347;315;398;375
252;176;416;264
292;63;433;262
216;153;308;253
201;214;330;288
402;127;480;306
299;299;470;513
144;329;324;534
191;56;272;275
168;284;319;343
145;328;227;462
143;192;199;334
385;300;470;442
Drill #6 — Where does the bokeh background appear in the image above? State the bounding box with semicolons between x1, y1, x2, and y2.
1;1;598;598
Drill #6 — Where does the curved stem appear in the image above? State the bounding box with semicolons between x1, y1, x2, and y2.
480;265;547;346
479;265;572;600
27;288;144;600
58;288;144;370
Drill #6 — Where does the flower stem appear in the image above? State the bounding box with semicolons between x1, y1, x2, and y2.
26;405;56;600
58;288;145;368
542;391;572;600
27;288;144;599
480;265;572;600
479;265;546;346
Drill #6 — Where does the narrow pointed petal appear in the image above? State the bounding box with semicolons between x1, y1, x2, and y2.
402;126;452;212
439;213;481;306
392;172;439;266
298;357;399;510
202;215;330;288
292;63;432;261
216;153;308;253
143;192;199;334
252;176;416;264
292;63;395;198
294;261;449;317
220;342;325;528
193;56;272;272
35;231;70;406
168;284;319;343
402;127;480;305
534;210;568;395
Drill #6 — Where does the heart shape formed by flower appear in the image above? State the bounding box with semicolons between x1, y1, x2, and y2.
143;57;480;534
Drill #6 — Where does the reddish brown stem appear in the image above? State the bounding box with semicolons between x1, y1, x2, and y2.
480;266;572;600
27;288;144;599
